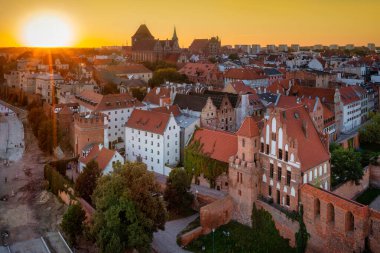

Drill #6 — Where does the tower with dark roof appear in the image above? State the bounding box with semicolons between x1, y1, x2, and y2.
131;24;155;48
172;26;178;42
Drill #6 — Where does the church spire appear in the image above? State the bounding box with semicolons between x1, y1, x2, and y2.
172;26;178;41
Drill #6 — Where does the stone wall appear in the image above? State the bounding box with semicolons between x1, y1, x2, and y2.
370;162;380;188
256;200;299;247
179;227;203;246
200;196;233;234
333;166;370;199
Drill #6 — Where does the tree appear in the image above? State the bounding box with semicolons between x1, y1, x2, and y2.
148;68;189;87
61;204;86;245
164;168;194;214
228;53;239;61
37;119;56;154
330;146;363;186
360;113;380;144
102;82;119;95
75;160;102;204
92;162;168;252
131;87;147;101
28;106;46;136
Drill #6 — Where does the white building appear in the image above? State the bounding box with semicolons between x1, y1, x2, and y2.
35;73;64;104
251;44;261;54
75;90;145;146
278;44;288;52
308;58;326;71
125;109;180;176
290;44;300;52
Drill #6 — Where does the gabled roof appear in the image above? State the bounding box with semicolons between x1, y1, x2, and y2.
143;87;171;106
291;86;335;104
236;117;260;137
192;128;237;163
132;24;154;40
189;39;210;52
151;105;182;117
75;90;143;111
339;86;364;105
224;68;267;80
227;81;256;94
173;93;208;112
126;109;172;135
79;145;116;171
179;62;218;77
105;64;152;74
278;106;330;171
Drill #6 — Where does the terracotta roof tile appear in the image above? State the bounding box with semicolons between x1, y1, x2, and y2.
192;128;237;163
79;145;116;171
151;105;182;117
143;87;171;106
126;109;171;135
236;117;260;137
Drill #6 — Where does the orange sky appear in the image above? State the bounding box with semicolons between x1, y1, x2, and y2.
0;0;379;48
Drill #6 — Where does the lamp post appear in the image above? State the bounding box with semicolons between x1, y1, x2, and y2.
212;228;215;253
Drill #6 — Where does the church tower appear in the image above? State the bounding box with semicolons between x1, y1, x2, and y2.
172;26;178;42
228;116;261;225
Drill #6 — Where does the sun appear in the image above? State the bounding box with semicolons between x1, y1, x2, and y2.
22;14;73;47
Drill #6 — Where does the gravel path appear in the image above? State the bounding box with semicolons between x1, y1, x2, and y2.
152;214;199;253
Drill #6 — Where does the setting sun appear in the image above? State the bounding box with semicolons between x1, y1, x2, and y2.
22;14;73;47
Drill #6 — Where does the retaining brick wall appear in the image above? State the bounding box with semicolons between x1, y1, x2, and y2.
333;167;370;199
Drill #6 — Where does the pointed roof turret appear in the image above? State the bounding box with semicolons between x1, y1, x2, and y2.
172;26;178;41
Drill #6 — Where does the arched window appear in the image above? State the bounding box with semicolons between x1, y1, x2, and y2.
242;138;245;147
315;198;321;218
346;212;354;232
327;203;335;224
242;152;245;161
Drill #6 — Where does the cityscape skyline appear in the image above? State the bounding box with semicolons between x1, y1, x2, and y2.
0;0;379;48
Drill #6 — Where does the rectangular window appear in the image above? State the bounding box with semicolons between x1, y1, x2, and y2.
278;149;283;160
285;151;288;162
286;195;290;206
268;186;272;196
286;171;291;186
261;142;264;152
266;144;269;154
270;164;274;178
277;167;282;181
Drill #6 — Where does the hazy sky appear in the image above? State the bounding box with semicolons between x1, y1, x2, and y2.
0;0;379;47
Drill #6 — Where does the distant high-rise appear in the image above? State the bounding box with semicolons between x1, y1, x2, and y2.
291;44;300;52
329;44;339;50
368;43;376;51
278;44;288;52
345;44;354;50
266;44;276;53
251;44;261;54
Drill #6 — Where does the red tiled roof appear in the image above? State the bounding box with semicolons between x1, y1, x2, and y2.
276;96;317;112
224;68;267;80
291;86;335;104
93;59;113;66
126;109;171;135
179;62;218;78
105;64;152;74
192;128;237;163
236;117;260;137
279;106;330;171
189;39;209;53
229;81;256;94
79;145;116;171
339;86;364;105
143;87;171;106
76;90;144;111
151;105;182;117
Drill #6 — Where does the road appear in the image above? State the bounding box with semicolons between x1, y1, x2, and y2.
152;214;198;253
0;101;67;246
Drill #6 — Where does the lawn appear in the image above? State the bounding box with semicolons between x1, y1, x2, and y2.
184;221;296;253
356;187;380;205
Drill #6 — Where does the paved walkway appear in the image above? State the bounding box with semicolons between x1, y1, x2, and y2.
152;214;198;253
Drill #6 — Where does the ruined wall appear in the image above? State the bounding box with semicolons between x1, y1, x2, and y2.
200;196;233;234
179;227;203;246
333;167;370;199
256;200;299;247
300;184;369;253
370;162;380;188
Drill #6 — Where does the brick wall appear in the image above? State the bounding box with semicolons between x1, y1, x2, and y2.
256;200;299;247
370;162;380;188
200;196;233;234
179;227;203;246
333;167;370;199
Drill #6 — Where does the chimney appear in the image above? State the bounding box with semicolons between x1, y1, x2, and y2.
302;120;308;138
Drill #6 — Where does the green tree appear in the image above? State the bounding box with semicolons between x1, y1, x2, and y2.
37;119;55;154
331;146;363;186
75;160;102;204
148;68;189;87
228;53;239;61
61;204;86;245
92;162;168;252
360;113;380;144
295;205;309;253
164;168;194;214
28;106;46;136
131;87;147;101
102;82;119;95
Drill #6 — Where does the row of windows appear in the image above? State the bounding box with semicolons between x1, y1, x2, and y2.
107;109;131;115
269;163;292;186
130;146;178;155
261;143;289;162
268;186;291;206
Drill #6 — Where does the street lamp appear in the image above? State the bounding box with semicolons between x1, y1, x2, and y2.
212;228;215;253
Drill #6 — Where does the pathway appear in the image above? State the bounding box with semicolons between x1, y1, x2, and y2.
152;214;198;253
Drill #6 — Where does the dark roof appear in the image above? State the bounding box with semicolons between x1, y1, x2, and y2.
263;68;282;76
202;90;239;108
132;24;154;40
173;93;208;112
133;40;158;51
258;92;278;104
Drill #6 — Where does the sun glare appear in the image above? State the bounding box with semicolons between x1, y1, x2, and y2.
22;14;73;47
